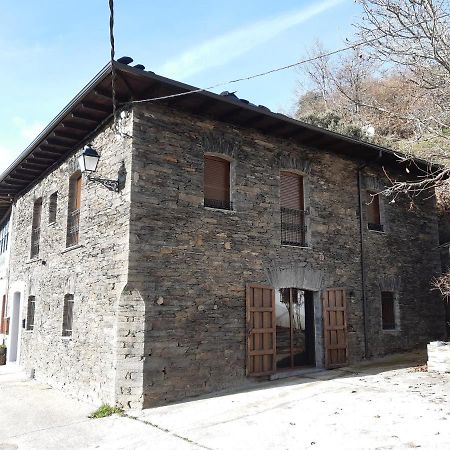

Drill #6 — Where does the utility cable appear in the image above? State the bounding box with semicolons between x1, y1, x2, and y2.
125;12;450;105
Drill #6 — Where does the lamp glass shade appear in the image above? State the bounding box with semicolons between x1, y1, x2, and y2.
78;146;100;173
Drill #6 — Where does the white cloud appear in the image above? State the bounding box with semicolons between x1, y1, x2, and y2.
159;0;345;80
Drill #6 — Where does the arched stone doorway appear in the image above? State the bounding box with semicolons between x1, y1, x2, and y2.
266;263;326;369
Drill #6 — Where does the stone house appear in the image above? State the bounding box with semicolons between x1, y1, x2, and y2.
0;59;445;408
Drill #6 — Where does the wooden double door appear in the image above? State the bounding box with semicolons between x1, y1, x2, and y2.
246;285;348;375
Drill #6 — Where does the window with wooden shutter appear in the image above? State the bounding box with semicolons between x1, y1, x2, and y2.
26;296;36;331
0;295;6;334
0;219;9;256
280;172;306;246
381;291;396;330
49;192;58;224
66;173;82;247
204;155;231;210
30;198;43;258
62;294;74;337
367;191;383;232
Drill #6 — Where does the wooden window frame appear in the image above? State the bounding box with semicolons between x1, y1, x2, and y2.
280;171;307;247
26;296;36;331
30;198;43;259
0;295;6;334
0;219;9;256
367;190;384;232
381;291;397;331
66;173;82;248
203;155;232;210
49;192;58;224
62;294;74;337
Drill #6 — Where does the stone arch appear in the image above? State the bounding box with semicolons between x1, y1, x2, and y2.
265;262;325;291
200;132;240;159
279;154;311;175
377;275;402;292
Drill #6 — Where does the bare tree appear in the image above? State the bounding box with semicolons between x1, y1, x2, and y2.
355;0;450;139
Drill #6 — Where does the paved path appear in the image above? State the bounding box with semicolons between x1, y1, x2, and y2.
1;353;449;449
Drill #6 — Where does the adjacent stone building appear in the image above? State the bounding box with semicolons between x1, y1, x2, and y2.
0;59;445;408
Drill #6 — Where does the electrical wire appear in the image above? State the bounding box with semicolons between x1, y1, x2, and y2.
109;0;118;126
127;12;450;105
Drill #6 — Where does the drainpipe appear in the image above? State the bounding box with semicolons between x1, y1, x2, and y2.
357;150;382;359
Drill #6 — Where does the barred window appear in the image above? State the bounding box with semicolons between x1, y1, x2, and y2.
66;173;82;248
204;155;231;210
49;192;58;224
62;294;74;337
26;296;36;331
280;172;306;246
30;198;43;258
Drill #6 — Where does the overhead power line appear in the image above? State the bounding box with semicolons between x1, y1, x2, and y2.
127;12;450;106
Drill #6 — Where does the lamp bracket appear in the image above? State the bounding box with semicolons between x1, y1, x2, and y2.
87;175;119;192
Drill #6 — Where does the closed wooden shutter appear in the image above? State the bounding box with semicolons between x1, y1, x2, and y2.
75;176;82;209
49;192;58;224
26;296;36;331
62;294;74;337
246;285;276;376
281;172;304;210
322;288;348;369
30;199;42;258
204;156;230;209
367;191;381;225
0;295;6;334
67;174;81;247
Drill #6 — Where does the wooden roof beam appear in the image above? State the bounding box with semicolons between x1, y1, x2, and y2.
93;89;127;104
61;122;92;132
80;102;112;114
43;140;72;150
71;112;99;124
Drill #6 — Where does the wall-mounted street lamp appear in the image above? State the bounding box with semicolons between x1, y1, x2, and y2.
78;146;121;192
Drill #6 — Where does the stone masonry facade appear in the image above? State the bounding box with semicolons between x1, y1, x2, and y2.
9;101;446;409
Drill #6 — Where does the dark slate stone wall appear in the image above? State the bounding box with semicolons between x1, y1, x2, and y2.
9;118;134;406
130;103;445;407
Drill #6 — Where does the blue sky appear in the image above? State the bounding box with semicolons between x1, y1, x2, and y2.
0;0;361;175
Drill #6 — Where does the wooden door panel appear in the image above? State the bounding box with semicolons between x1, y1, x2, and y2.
323;288;348;369
246;285;276;376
